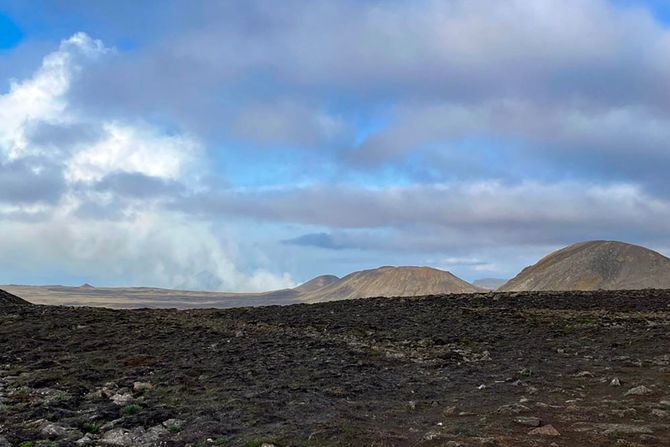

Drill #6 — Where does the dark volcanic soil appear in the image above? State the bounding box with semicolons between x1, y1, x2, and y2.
0;289;29;306
1;290;669;447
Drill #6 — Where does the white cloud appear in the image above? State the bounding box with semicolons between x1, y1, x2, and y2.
0;33;294;291
0;31;200;184
0;33;104;159
66;122;200;183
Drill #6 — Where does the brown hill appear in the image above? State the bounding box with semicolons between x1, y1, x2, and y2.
0;288;31;306
294;275;340;293
499;240;670;291
301;266;481;302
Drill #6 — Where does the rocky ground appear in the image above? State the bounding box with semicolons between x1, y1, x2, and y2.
1;289;669;446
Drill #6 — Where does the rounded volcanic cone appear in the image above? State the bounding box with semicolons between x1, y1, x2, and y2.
294;275;340;294
0;288;31;306
499;240;670;291
302;266;481;302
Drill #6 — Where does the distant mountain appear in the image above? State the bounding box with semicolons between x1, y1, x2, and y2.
0;288;30;306
473;278;507;290
300;266;481;302
499;240;670;291
294;275;340;293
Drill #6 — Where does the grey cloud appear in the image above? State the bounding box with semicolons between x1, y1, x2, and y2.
0;208;54;222
92;172;185;199
283;232;347;250
60;1;670;135
348;101;670;195
282;225;633;254
231;100;350;148
172;180;670;253
72;200;126;221
25;121;103;152
39;0;670;198
0;158;65;204
281;230;488;254
70;173;186;221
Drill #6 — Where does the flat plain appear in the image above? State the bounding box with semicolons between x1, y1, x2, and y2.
0;285;302;309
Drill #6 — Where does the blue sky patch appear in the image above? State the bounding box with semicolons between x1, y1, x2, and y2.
0;13;22;49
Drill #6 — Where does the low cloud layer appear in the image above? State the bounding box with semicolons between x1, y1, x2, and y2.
184;181;670;249
2;1;670;287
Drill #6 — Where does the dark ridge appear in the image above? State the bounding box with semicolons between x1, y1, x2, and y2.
0;288;31;306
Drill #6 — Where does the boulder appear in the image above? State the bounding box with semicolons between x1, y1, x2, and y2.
625;385;653;396
528;424;560;437
514;416;542;427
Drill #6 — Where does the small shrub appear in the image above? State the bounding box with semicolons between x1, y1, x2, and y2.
122;404;141;416
82;421;101;434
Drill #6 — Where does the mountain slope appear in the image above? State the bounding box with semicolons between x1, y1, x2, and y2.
302;266;481;302
0;288;31;306
294;275;340;294
499;240;670;291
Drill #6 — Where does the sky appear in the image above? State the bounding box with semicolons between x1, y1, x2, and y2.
2;0;670;291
